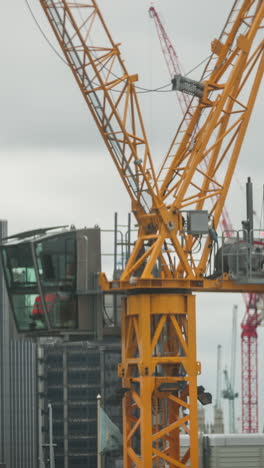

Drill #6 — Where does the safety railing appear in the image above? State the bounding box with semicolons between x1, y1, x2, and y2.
220;230;264;283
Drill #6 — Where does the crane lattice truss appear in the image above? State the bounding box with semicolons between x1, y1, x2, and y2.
150;4;263;434
39;0;263;466
241;292;262;432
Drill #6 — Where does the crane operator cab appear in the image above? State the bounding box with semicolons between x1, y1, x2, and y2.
0;226;103;338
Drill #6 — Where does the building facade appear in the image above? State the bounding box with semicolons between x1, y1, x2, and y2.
43;340;121;468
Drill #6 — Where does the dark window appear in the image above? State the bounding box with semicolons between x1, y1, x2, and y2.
68;405;96;420
35;232;76;291
0;232;79;332
12;293;47;331
1;243;37;289
42;291;77;329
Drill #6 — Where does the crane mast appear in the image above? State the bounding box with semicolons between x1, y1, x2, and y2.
36;1;263;466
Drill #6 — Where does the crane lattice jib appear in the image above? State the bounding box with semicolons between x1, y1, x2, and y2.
39;0;159;217
128;0;263;282
160;0;263;189
159;0;263;214
158;0;263;275
149;4;255;273
150;3;263;434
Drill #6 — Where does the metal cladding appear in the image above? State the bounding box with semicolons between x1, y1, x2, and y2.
9;339;38;468
0;220;38;468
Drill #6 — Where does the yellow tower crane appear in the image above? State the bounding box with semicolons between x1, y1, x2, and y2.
18;1;264;466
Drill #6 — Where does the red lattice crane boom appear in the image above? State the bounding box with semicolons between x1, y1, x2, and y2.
241;294;263;432
149;6;190;117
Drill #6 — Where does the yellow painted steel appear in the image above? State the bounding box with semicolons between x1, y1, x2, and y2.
38;0;263;466
120;293;199;467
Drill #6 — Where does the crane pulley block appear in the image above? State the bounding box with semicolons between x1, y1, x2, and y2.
172;74;205;98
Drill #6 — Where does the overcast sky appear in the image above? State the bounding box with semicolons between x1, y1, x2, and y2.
1;0;264;431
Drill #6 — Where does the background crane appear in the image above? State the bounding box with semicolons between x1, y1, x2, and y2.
148;6;191;118
149;4;264;434
241;293;262;432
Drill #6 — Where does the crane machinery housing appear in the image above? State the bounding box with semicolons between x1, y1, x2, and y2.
0;1;263;467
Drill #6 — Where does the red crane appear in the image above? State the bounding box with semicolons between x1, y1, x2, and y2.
148;6;190;116
149;4;263;433
241;293;263;432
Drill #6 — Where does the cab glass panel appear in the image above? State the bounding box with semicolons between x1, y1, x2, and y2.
1;244;48;331
34;232;78;329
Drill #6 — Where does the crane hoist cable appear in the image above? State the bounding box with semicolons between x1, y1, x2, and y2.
24;0;212;94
